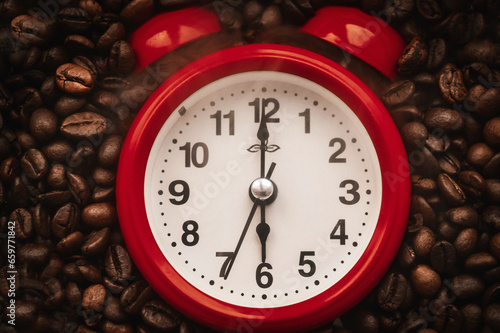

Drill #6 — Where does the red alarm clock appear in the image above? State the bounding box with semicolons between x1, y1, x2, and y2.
117;6;410;332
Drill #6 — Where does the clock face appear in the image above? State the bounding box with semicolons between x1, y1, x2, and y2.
117;44;409;332
144;71;382;308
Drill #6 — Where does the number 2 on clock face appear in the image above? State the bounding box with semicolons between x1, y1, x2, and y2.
144;71;382;307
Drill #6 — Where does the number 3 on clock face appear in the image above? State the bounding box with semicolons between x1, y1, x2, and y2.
117;45;410;332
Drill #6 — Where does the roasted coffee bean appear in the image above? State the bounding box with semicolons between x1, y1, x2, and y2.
459;303;482;333
93;167;115;187
489;233;500;261
458;170;485;199
0;0;24;21
76;259;102;284
43;140;73;164
377;272;408;311
446;205;479;227
424;107;464;132
20;148;49;180
465;252;498;272
425;133;450;154
104;244;133;282
42;45;70;70
18;243;50;267
15;300;38;329
81;227;111;256
398;37;427;75
448;274;485;299
44;278;65;309
384;0;415;22
483;206;500;231
57;7;92;34
417;0;444;22
67;171;91;206
437;173;466;206
96;22;126;52
401;122;428;151
51;202;80;239
463;62;491;87
55;63;95;95
98;135;123;168
484;117;500;148
0;157;20;183
10;207;32;240
60;112;106;141
54;95;87;117
64;34;95;53
65;281;82;307
410;195;437;228
120;280;155;314
68;144;97;174
141;300;181;331
38;190;72;206
79;0;103;17
467;143;494;169
109;40;136;75
475;88;500;121
410;264;441;298
413;226;435;258
462;39;499;66
11;15;51;46
390;105;423;128
92;186;115;202
411;175;436;196
82;202;117;228
434;304;462;333
57;231;84;255
484;153;500;178
382;80;415;107
9;176;30;208
46;164;67;190
101;320;134;333
439;65;468;104
484;303;500;330
455;228;478;258
120;0;154;26
82;284;106;326
29;108;58;142
33;203;50;238
429;240;457;273
437;152;461;176
486;179;500;204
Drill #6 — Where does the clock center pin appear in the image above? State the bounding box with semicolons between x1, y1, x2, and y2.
250;178;277;204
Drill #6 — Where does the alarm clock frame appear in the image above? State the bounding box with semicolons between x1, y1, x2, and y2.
116;41;411;333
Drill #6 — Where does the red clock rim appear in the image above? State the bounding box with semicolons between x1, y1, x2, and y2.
117;44;410;333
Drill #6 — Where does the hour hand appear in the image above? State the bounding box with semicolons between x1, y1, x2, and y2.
256;206;270;262
220;163;277;279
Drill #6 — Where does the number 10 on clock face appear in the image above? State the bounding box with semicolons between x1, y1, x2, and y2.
144;71;382;308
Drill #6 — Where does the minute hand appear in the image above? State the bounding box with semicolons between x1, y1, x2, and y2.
257;109;269;178
222;162;276;280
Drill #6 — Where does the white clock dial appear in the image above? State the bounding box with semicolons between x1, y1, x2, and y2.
144;71;382;308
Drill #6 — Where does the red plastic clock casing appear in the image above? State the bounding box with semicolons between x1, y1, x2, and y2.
301;6;405;79
129;6;221;72
116;44;410;332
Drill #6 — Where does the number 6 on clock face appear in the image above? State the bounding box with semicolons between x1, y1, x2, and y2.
117;45;410;332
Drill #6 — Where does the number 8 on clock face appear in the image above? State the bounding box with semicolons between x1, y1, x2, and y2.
117;45;410;332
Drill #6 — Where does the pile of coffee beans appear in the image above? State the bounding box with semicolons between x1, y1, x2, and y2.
1;0;499;332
